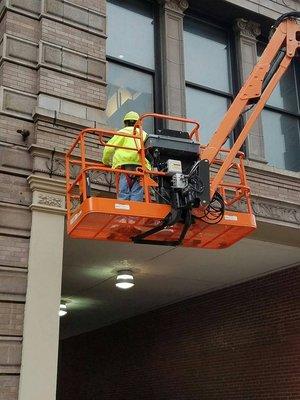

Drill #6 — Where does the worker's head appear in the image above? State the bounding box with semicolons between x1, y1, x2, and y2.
123;111;139;127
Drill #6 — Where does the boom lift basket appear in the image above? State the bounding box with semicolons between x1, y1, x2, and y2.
66;13;300;249
66;114;256;249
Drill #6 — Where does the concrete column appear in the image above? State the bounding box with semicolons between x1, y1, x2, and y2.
160;0;189;130
234;18;267;163
18;176;65;400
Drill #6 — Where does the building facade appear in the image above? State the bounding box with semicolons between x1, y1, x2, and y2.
0;0;299;399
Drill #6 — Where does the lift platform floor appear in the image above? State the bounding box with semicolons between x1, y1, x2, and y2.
68;197;256;249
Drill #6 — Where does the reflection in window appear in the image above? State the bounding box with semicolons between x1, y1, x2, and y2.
107;0;154;69
258;43;299;171
261;110;300;172
267;61;299;114
106;63;154;133
186;87;229;145
184;18;233;145
106;0;155;133
184;18;231;92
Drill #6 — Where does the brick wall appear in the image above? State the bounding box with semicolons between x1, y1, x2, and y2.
58;266;300;400
0;0;106;395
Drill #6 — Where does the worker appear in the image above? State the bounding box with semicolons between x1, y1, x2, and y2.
102;111;151;201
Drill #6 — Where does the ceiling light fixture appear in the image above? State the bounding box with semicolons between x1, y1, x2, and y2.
115;270;134;290
59;302;67;317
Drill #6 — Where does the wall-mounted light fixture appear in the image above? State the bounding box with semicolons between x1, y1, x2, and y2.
59;302;67;317
115;270;134;290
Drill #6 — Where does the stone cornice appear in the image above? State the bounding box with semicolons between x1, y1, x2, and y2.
28;175;65;195
251;196;300;227
234;18;261;39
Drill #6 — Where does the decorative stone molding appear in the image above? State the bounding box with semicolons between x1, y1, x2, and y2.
252;198;300;225
234;18;261;39
0;0;106;36
29;145;114;193
160;0;189;13
231;196;300;227
37;193;63;208
39;41;106;83
28;175;66;215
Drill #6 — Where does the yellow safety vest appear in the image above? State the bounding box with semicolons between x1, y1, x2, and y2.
102;126;151;170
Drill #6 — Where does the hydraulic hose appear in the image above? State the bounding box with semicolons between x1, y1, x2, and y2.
270;11;300;34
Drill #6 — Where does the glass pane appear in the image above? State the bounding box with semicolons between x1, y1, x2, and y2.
107;0;154;70
261;110;300;172
267;62;299;114
106;62;154;133
184;19;231;92
186;87;229;145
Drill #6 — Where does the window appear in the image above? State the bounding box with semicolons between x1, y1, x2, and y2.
184;18;233;145
106;0;155;132
261;60;300;172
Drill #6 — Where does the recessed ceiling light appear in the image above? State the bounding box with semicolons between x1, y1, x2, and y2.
59;302;67;317
116;269;134;290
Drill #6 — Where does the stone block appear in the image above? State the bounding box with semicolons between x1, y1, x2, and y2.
0;375;19;400
40;42;106;81
89;11;105;32
10;0;41;15
87;58;105;80
0;173;31;206
0;269;27;295
0;338;22;369
64;2;89;26
86;106;106;123
38;93;60;111
0;146;32;171
60;99;87;119
6;35;38;65
0;302;24;335
43;44;61;66
44;0;63;17
2;87;37;119
0;203;31;237
62;49;87;75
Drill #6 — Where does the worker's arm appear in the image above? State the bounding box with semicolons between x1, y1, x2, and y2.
102;134;124;166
